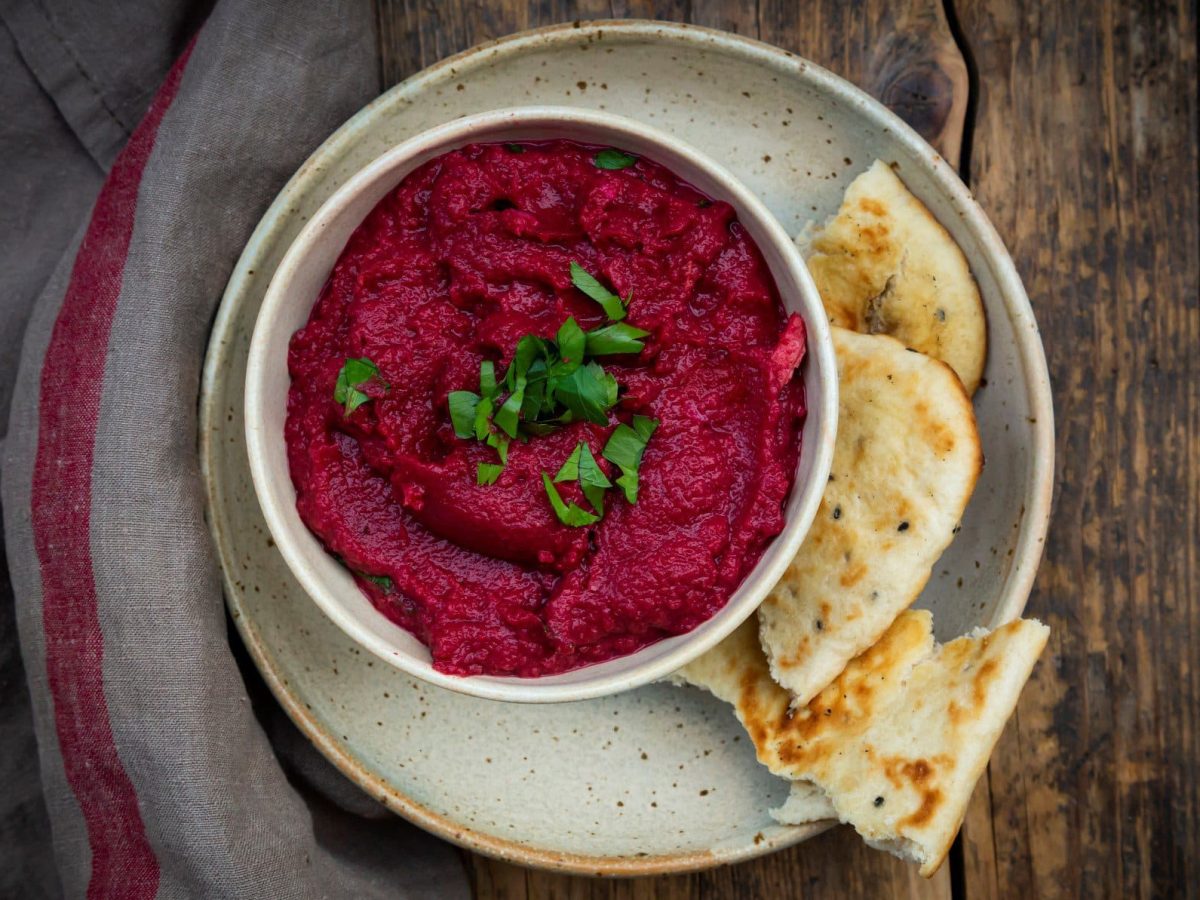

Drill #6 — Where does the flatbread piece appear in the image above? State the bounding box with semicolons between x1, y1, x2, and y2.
757;327;982;705
803;160;987;395
675;609;1049;876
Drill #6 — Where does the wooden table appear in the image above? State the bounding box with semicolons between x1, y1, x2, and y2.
374;2;1199;897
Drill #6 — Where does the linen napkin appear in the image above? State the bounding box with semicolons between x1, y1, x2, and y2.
1;0;470;896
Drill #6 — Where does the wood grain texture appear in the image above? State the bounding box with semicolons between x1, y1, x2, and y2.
755;1;969;166
865;3;970;166
375;1;969;162
371;1;1199;897
465;824;945;900
952;0;1199;897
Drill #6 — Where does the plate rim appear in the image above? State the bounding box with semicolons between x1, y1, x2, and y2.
200;17;1054;876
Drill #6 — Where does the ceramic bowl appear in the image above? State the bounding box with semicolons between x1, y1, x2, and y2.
244;105;837;703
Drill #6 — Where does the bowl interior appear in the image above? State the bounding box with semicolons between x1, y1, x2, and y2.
245;108;837;702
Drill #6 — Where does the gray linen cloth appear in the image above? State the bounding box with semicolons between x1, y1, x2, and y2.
0;1;470;896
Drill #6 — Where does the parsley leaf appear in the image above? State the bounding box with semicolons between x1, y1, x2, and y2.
473;393;494;441
486;431;510;464
448;390;481;438
494;379;525;438
523;413;573;436
550;443;612;517
542;472;600;527
594;148;637;170
569;261;628;321
615;471;638;503
334;357;387;416
554;444;583;483
555;316;586;372
630;414;658;443
555;361;617;425
477;463;504;485
493;339;541;437
520;364;550;422
364;573;393;591
508;335;547;391
468;360;502;439
577;443;612;514
585;322;650;356
480;360;498;399
555;443;613;516
603;415;659;503
603;368;619;407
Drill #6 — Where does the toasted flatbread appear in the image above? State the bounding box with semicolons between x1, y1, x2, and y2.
803;160;986;395
757;327;982;705
675;610;1049;876
769;780;837;824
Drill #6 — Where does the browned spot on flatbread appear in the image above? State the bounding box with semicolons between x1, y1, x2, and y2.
901;786;944;828
837;359;871;396
858;197;886;217
773;615;933;765
737;668;774;748
947;700;964;727
879;757;948;828
840;562;868;587
779;634;811;668
940;632;1004;716
972;658;1000;711
856;225;891;258
777;600;834;667
885;757;932;788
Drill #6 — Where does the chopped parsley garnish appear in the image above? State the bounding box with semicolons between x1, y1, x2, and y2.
593;148;637;170
585;322;650;356
542;472;600;527
363;573;393;592
493;382;525;438
450;276;637;449
487;431;510;463
476;463;504;485
479;359;498;397
602;415;659;504
334;357;387;415
556;361;619;425
448;390;481;438
555;442;612;517
554;443;583;481
447;264;657;522
569;261;629;321
448;324;623;472
555;316;586;367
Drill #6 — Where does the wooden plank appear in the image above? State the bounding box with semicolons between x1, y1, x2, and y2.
756;0;968;165
372;2;971;897
465;825;951;899
375;0;968;164
952;0;1199;898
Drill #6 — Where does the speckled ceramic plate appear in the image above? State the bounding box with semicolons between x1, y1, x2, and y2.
199;20;1053;875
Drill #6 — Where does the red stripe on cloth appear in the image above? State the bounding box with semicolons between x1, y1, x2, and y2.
30;40;196;900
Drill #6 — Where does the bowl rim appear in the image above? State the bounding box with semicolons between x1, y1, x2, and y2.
243;104;839;703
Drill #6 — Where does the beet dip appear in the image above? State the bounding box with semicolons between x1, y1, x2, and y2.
285;140;807;677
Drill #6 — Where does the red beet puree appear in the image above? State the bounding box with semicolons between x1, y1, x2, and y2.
286;140;807;677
